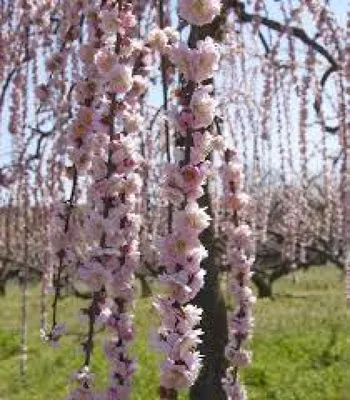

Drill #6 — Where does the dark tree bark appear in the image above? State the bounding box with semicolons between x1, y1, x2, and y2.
185;13;229;399
252;273;273;298
190;186;228;400
139;275;152;298
0;260;8;296
0;280;6;296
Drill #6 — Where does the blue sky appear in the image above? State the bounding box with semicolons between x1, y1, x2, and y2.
0;1;348;173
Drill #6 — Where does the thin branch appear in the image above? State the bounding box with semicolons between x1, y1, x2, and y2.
0;55;32;109
229;1;339;68
258;30;270;55
314;64;339;133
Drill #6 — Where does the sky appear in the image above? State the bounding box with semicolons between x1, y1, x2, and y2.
0;1;348;175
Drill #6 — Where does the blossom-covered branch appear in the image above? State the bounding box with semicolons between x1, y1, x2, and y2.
150;1;223;398
221;149;255;399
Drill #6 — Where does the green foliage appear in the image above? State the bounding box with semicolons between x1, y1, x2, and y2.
0;267;349;400
243;267;350;400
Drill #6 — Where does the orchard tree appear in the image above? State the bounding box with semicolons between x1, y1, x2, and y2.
0;1;349;400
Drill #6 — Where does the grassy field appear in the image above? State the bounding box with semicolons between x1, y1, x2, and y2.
0;266;349;400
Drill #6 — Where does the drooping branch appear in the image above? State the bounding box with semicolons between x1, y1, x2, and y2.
225;1;341;133
228;1;338;68
314;64;339;134
0;54;33;109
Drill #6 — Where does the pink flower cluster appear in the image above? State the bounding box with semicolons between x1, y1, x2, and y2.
170;84;218;136
155;198;210;395
66;3;150;399
45;188;80;346
164;37;219;136
169;37;219;83
154;298;203;390
152;3;222;397
220;149;255;400
39;0;93;348
345;9;350;305
178;0;222;27
158;202;210;304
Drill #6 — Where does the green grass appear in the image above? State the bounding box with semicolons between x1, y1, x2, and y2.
0;266;349;399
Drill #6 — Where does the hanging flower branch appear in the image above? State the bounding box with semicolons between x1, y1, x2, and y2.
68;1;150;398
42;0;93;346
152;1;222;398
344;7;350;305
220;148;255;400
0;2;349;400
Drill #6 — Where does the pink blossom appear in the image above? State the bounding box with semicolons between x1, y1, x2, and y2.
122;173;143;195
160;354;201;390
225;346;252;367
68;367;95;399
148;28;168;52
154;298;203;333
176;164;208;199
232;224;254;252
173;202;211;233
162;185;185;206
129;75;148;96
223;192;251;212
105;314;135;341
105;385;131;400
94;49;117;75
228;308;254;339
67;388;95;400
163;27;180;44
161;278;193;304
78;261;107;292
159;232;201;268
106;64;133;94
70;120;90;141
190;131;215;163
99;9;119;34
178;0;222;26
172;330;203;360
222;372;247;400
55;2;147;398
187;269;206;297
195;37;220;80
160;269;206;303
170;37;219;83
106;275;134;302
182;245;208;273
90;157;108;180
46;52;64;72
190;86;217;129
169;43;192;80
222;161;244;187
154;3;220;393
117;10;137;33
79;44;96;64
35;84;50;102
123;112;143;134
172;108;194;135
75;79;97;104
230;284;256;307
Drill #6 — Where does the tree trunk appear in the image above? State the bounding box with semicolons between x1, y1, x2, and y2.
190;187;228;400
188;14;229;400
0;280;6;296
0;261;8;296
139;275;152;298
252;274;273;298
